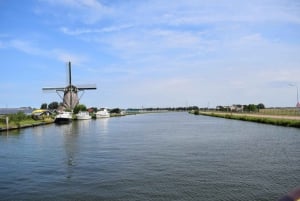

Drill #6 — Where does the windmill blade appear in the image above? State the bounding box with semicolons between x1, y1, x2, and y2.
77;84;97;90
68;61;72;86
42;87;65;91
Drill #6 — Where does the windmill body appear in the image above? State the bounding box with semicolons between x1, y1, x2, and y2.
43;62;96;111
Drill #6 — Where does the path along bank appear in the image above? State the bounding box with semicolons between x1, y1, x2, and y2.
193;111;300;128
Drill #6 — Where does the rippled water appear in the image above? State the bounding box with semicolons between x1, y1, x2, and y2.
0;112;299;200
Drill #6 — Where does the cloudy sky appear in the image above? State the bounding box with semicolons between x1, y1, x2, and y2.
1;0;300;109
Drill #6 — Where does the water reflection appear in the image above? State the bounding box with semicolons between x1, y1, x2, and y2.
73;119;92;131
0;129;21;136
61;119;110;179
96;118;109;134
31;125;47;136
59;123;79;179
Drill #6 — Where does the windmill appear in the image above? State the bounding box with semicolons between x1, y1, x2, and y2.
43;61;96;111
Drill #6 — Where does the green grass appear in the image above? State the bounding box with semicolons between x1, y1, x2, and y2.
198;112;300;128
259;108;300;116
0;116;54;130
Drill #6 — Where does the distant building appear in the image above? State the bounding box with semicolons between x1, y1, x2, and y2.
231;105;244;112
31;109;52;120
216;105;243;112
0;107;33;115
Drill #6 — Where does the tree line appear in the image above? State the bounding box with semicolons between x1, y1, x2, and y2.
40;102;61;110
216;103;265;112
127;106;200;111
40;102;123;114
41;102;201;112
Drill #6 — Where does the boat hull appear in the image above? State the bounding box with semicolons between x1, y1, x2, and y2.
95;109;110;118
76;116;91;120
76;112;92;120
54;112;73;124
54;117;72;124
96;114;110;118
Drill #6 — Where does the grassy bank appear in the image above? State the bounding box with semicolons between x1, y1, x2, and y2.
0;113;54;132
259;108;300;116
0;120;54;131
191;111;300;128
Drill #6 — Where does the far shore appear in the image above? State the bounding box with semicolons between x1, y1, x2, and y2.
193;111;300;128
200;111;300;120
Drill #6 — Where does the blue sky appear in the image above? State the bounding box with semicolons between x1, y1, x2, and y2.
1;0;300;109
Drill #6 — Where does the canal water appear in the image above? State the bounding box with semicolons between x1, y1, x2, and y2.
0;112;299;200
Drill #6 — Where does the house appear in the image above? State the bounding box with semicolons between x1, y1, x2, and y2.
231;105;244;112
31;109;52;120
216;105;243;112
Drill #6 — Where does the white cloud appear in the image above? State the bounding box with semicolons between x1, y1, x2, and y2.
239;33;264;44
53;0;300;67
42;0;112;24
10;40;42;55
8;39;88;64
51;49;88;64
110;0;300;27
60;24;134;35
259;68;300;85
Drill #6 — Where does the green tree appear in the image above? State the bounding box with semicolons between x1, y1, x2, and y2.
248;104;257;112
110;108;121;114
40;103;47;109
257;103;265;109
73;104;87;114
48;101;59;110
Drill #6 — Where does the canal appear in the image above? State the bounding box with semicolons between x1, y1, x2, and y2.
0;112;299;200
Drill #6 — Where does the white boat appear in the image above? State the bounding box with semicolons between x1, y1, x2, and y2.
76;111;91;120
96;108;110;118
55;111;72;124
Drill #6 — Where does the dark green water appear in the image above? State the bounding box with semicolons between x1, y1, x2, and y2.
0;112;299;200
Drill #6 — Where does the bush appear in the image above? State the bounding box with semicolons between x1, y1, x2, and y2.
110;108;121;114
9;112;29;123
194;110;200;115
73;104;87;114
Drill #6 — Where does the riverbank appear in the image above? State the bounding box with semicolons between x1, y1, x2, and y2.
0;118;55;132
193;111;300;128
1;112;130;132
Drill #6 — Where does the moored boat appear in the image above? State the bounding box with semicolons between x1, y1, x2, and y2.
76;111;91;120
96;108;110;118
54;111;72;124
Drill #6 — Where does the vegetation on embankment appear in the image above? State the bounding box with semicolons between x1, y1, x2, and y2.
0;112;54;131
190;110;300;128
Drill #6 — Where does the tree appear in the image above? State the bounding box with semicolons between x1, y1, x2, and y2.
248;104;257;112
110;108;121;114
73;104;87;114
257;103;265;109
48;101;59;110
40;103;47;109
217;106;225;111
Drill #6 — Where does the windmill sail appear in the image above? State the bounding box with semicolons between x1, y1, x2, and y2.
42;62;96;110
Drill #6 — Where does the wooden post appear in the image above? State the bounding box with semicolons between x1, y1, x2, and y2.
6;116;9;130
